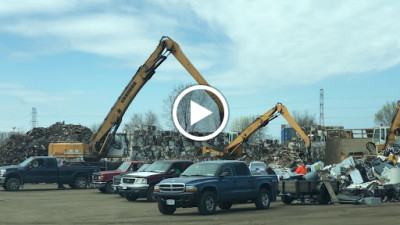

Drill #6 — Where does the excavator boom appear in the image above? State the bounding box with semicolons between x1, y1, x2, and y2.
384;101;400;149
50;36;224;160
203;103;311;158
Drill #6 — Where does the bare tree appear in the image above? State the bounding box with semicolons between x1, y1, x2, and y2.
124;113;144;131
292;110;316;128
162;83;220;132
230;115;267;143
374;101;398;126
144;110;159;127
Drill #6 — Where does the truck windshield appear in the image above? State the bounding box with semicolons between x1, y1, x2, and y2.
181;163;219;177
18;158;34;167
145;162;171;173
117;162;131;171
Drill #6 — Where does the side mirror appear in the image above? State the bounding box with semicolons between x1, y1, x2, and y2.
220;171;229;177
169;169;176;175
27;165;33;169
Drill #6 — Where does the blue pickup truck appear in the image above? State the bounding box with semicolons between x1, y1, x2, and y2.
0;156;100;191
154;160;279;215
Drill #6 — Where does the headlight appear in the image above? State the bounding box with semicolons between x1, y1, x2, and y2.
185;185;198;192
0;169;6;176
154;185;160;192
135;178;147;184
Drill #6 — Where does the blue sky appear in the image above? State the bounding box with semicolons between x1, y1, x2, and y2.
1;0;399;140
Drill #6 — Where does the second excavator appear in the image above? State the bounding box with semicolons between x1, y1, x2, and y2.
202;103;311;159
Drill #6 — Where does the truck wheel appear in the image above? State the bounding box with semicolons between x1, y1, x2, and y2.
255;188;270;210
158;200;177;215
6;178;21;191
281;195;294;204
146;184;156;202
198;191;217;215
125;193;138;201
218;202;232;210
74;176;88;189
105;181;114;194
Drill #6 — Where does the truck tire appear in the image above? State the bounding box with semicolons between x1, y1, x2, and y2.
146;184;156;202
255;188;270;210
218;202;232;210
6;178;21;191
99;182;113;194
125;193;138;201
158;200;177;215
281;195;294;204
74;176;88;189
198;191;217;215
105;181;114;194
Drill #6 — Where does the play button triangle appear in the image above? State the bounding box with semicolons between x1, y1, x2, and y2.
190;100;213;126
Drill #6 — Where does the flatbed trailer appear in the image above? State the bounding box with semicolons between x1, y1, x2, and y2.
279;179;339;204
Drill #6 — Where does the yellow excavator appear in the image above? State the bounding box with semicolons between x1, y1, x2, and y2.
48;36;224;161
202;103;311;158
367;101;400;152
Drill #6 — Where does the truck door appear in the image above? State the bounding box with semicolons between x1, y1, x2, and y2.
42;159;58;183
25;158;46;183
217;164;236;202
232;163;253;200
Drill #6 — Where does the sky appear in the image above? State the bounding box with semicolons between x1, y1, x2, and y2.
1;0;399;140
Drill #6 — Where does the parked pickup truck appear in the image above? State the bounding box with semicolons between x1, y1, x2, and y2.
92;161;145;193
153;160;279;215
113;163;150;196
0;156;100;191
119;160;193;202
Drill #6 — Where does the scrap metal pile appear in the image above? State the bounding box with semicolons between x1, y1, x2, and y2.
126;126;306;167
324;151;400;204
0;122;92;166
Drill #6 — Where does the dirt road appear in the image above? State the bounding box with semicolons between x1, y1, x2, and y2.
0;184;399;225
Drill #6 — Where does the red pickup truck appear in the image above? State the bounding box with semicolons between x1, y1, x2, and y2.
92;161;144;193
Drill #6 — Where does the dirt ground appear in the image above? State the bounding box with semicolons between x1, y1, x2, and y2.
0;184;399;225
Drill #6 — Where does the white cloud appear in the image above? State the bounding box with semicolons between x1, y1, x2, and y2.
187;0;400;90
1;0;400;94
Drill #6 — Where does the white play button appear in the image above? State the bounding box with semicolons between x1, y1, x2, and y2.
172;85;229;141
190;100;213;126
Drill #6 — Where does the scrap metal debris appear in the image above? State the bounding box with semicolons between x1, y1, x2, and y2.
0;122;92;166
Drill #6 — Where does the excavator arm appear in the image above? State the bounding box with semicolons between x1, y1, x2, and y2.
90;36;224;158
203;103;311;158
384;101;400;149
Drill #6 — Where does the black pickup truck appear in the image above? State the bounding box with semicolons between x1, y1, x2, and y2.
0;156;100;191
154;160;279;215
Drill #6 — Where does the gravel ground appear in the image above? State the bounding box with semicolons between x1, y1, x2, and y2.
0;184;399;225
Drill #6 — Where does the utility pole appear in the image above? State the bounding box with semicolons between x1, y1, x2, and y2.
320;89;325;142
31;107;37;129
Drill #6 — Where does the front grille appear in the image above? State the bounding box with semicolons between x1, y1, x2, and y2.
159;183;185;193
113;177;121;185
122;178;135;184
